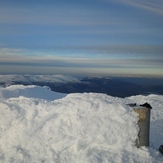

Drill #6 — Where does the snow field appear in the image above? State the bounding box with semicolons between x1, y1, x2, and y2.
0;85;163;163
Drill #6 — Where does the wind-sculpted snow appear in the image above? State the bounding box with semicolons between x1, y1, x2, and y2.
0;85;163;162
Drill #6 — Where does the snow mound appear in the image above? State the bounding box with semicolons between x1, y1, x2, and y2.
0;85;163;163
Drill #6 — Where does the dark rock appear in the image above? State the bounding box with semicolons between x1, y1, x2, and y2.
140;102;152;109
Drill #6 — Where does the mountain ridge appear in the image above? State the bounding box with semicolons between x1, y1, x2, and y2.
0;74;163;97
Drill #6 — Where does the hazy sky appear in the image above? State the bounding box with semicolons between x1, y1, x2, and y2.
0;0;163;77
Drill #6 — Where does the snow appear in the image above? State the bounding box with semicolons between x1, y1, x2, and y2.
0;85;66;100
0;85;163;162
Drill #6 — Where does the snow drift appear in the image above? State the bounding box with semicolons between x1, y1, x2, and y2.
0;85;163;163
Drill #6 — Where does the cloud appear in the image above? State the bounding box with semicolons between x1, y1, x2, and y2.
115;0;163;15
0;0;143;29
0;64;162;77
0;49;163;77
0;48;26;59
1;44;163;62
1;0;162;47
0;2;115;26
53;45;163;59
0;1;162;77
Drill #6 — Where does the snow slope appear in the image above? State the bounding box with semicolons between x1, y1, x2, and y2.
0;85;163;163
0;85;66;100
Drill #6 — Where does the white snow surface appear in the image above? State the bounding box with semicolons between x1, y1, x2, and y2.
0;85;163;163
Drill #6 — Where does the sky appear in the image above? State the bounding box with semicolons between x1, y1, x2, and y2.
0;0;163;77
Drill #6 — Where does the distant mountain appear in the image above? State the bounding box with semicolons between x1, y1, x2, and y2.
0;74;80;86
0;75;163;97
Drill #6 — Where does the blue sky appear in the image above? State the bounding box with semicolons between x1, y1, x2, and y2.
0;0;163;77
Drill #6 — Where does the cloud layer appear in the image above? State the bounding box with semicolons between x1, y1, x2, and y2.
0;46;163;77
0;0;163;77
